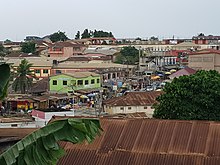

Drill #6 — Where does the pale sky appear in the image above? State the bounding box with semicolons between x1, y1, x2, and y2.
0;0;219;41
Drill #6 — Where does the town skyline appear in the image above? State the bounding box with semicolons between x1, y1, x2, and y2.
1;0;220;41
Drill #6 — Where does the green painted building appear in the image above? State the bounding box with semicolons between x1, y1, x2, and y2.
49;72;101;93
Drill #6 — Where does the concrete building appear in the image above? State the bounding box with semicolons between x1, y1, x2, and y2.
188;49;220;72
49;72;101;93
103;91;162;117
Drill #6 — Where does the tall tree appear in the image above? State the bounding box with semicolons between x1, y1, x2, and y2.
75;31;80;39
81;29;90;39
116;46;139;65
21;42;36;53
12;59;35;94
153;70;220;121
50;31;69;42
0;44;4;52
0;64;10;100
0;118;102;165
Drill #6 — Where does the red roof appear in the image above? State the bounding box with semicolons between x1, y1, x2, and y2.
103;91;162;106
58;118;220;165
169;67;196;79
189;49;220;55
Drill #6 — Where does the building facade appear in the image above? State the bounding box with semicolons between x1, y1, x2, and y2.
49;72;101;93
188;49;220;72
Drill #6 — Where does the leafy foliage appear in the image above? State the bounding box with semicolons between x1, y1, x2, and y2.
50;31;69;42
115;46;139;65
0;44;10;57
0;64;10;100
153;70;220;121
75;31;80;39
12;59;35;94
80;29;114;39
0;118;102;165
81;29;90;39
21;42;36;53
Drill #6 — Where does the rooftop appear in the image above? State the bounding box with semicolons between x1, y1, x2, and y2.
50;72;100;78
169;67;196;79
103;91;162;106
58;118;220;165
189;49;220;55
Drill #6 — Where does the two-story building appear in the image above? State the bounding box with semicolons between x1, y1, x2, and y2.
49;72;101;93
188;49;220;72
48;41;86;58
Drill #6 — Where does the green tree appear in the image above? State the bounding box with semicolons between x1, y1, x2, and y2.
153;70;220;121
50;31;69;42
149;36;159;41
75;31;80;39
12;59;35;94
0;64;10;100
0;118;102;165
0;44;4;52
116;46;139;65
81;29;90;39
21;42;36;53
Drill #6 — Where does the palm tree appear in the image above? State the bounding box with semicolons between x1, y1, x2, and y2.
12;59;35;94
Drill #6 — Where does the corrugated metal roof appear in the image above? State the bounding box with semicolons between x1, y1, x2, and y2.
103;91;162;106
58;118;220;165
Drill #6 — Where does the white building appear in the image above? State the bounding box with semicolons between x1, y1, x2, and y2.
103;91;162;118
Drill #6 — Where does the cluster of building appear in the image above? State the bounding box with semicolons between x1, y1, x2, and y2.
1;34;220;164
0;34;220;126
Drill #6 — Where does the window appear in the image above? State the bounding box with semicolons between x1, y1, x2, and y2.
120;107;124;110
35;69;40;74
144;107;148;109
97;79;100;83
128;107;132;110
53;80;57;85
56;70;62;74
85;80;89;85
63;80;67;85
77;80;83;85
43;69;48;74
91;79;95;84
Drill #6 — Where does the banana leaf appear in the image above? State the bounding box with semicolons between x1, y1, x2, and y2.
0;118;102;165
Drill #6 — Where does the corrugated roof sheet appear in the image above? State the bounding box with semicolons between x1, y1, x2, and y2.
58;118;220;165
103;91;162;106
169;67;196;79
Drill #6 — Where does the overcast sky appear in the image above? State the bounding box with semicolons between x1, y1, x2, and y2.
0;0;219;41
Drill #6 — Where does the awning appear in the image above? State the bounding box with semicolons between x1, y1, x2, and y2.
151;76;160;80
165;72;171;75
80;95;88;99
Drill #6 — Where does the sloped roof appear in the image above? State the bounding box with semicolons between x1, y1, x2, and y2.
50;72;100;79
50;41;85;48
58;118;220;165
103;91;162;106
30;78;49;93
6;52;39;58
172;42;200;47
189;49;220;55
169;67;196;79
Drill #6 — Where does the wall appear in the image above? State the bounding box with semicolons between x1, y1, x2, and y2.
188;54;215;70
104;105;154;118
32;110;75;126
63;47;74;57
50;74;101;93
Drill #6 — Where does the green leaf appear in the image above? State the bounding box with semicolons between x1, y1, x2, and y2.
0;118;102;165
